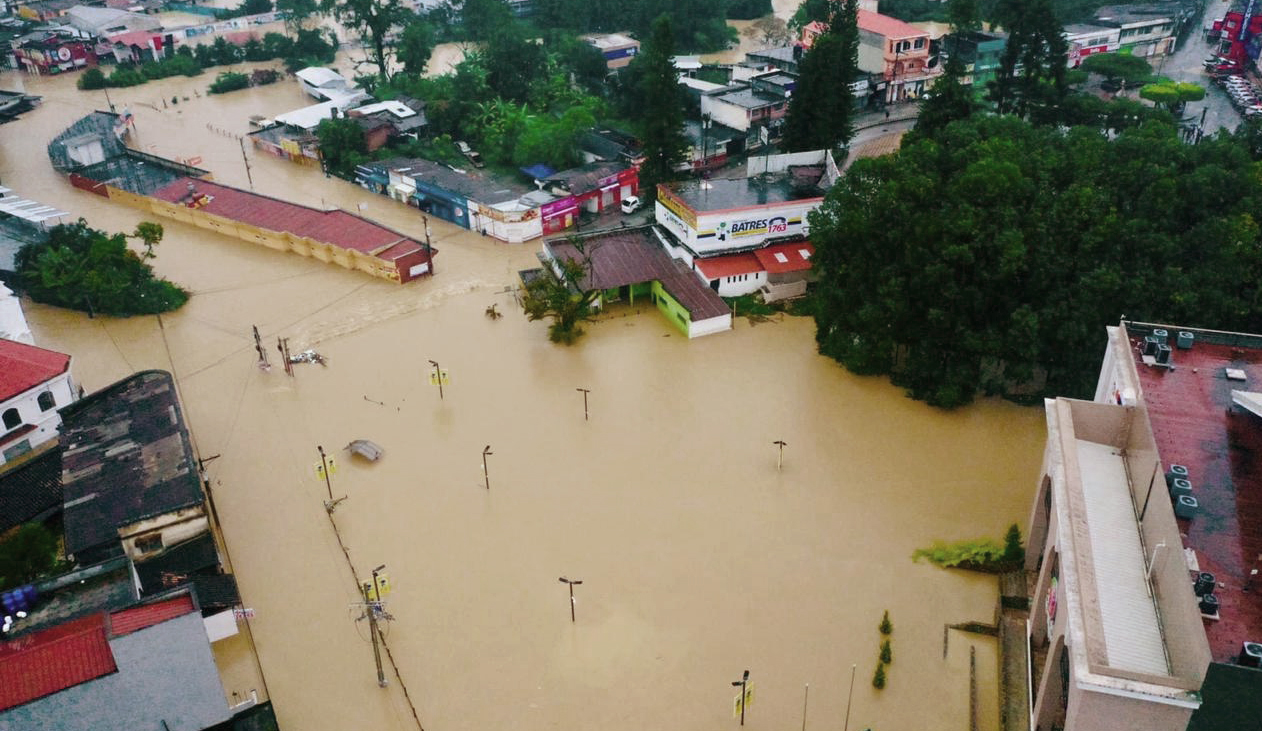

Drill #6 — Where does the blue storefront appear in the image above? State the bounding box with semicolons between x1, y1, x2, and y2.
413;177;470;230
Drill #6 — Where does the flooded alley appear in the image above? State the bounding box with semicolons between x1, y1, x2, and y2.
2;60;1043;731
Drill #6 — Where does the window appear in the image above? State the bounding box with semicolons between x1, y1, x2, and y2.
2;408;19;431
37;391;55;412
135;534;164;554
914;38;925;49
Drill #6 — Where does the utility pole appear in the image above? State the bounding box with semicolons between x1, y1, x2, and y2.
239;137;254;190
482;445;493;490
252;325;269;367
843;663;857;731
576;388;590;421
361;579;387;688
422;215;435;276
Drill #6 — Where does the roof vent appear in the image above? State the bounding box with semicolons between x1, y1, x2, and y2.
1199;592;1220;616
1169;478;1193;499
1165;464;1189;487
1194;572;1216;596
1241;642;1262;667
1174;494;1199;519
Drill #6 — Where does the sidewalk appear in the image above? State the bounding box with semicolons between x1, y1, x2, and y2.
853;103;921;132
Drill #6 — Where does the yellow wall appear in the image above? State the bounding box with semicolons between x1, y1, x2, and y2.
106;185;402;283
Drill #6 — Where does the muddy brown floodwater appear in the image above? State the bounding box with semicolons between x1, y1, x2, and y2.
3;57;1044;731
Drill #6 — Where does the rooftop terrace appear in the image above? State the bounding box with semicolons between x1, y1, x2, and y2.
662;174;825;214
1122;322;1262;663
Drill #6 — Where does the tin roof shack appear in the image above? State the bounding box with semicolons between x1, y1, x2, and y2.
0;338;75;471
539;226;731;338
0;592;235;731
59;371;208;567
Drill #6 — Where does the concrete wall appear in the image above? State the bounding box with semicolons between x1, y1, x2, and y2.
120;508;209;562
104;185;404;282
1067;684;1195;731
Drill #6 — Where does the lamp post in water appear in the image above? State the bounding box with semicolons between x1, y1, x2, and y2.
482;445;493;490
732;669;750;726
576;388;590;421
317;445;332;501
558;576;582;622
428;359;443;400
773;440;787;470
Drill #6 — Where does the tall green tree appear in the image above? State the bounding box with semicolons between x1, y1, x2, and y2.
1079;52;1152;87
523;240;602;344
810;115;1262;407
276;0;318;32
316;117;368;177
634;16;688;202
988;0;1068;121
397;18;436;77
321;0;412;80
915;0;980;136
782;0;858;152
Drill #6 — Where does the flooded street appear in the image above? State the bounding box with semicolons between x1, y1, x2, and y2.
3;62;1042;731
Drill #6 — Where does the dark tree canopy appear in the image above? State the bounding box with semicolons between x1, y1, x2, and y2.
397;18;436;77
810;116;1262;407
633;16;688;201
16;220;187;316
988;0;1068;121
321;0;412;79
782;0;859;152
1079;52;1152;86
316;117;369;177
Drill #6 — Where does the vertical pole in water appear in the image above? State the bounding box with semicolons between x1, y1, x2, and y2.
429;360;443;400
239;136;253;190
801;683;809;731
363;582;387;688
577;388;590;421
317;445;332;501
843;663;856;731
774;440;787;470
482;445;493;490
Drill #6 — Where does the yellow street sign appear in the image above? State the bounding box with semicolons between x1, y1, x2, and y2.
429;369;450;386
314;457;337;481
366;573;391;601
732;684;754;717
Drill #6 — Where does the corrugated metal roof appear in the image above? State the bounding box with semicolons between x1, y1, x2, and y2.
150;178;427;261
0;613;116;711
108;594;195;636
0;338;70;401
1075;439;1170;675
754;241;814;274
695;253;762;279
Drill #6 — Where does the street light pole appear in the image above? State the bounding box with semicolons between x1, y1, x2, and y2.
576;388;590;421
732;669;750;726
422;214;434;276
773;440;787;470
482;445;493;490
362;577;387;688
558;576;583;622
843;663;857;731
428;359;443;400
317;445;332;501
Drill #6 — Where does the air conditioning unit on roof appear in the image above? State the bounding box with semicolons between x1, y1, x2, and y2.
1241;642;1262;667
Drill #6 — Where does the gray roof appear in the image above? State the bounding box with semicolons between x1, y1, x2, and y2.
0;607;232;731
381;157;533;205
4;557;137;637
60;371;204;556
544;161;628;194
0;447;62;534
64;5;160;33
1093;3;1180;25
664;173;824;213
706;84;785;110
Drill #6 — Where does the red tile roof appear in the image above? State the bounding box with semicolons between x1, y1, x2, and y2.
695;253;762;280
149;177;427;261
857;9;926;39
1128;327;1262;662
108;594;196;636
0;613;116;711
754;241;814;274
0;339;70;402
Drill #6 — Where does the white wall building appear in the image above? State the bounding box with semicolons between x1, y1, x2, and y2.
0;338;76;468
0;284;33;345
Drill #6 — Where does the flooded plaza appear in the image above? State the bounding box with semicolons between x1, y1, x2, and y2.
3;58;1043;731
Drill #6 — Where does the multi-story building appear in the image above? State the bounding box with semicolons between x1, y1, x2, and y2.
1064;23;1121;66
1025;322;1262;730
1093;4;1177;58
699;71;795;150
580;32;639;70
856;9;941;103
946;30;1007;95
0;338;74;469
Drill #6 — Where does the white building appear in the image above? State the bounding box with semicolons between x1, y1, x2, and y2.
0;284;33;345
294;66;359;102
0;338;76;468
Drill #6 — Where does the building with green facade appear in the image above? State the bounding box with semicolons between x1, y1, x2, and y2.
946;30;1008;99
537;227;732;338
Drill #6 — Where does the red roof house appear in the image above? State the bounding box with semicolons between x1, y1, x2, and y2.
0;340;70;402
0;340;75;470
0;613;117;712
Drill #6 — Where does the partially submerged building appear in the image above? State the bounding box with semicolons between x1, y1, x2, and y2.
538;227;732;338
0;338;75;470
50;112;434;283
1025;322;1262;730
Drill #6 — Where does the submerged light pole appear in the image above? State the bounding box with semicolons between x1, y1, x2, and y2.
576;388;590;421
317;445;333;501
482;445;493;490
558;576;583;622
363;563;388;688
429;359;443;400
732;669;750;726
773;440;787;471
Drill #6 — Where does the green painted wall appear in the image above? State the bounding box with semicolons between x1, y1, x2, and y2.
651;281;692;336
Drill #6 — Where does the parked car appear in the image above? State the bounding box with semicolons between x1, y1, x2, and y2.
620;195;642;214
455;140;485;168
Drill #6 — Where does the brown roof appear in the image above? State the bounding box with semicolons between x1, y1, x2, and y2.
545;228;729;321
